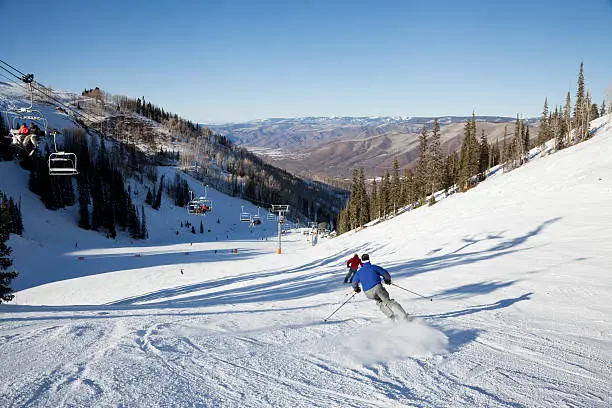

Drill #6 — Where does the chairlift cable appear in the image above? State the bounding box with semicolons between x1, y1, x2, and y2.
0;60;101;126
0;58;27;78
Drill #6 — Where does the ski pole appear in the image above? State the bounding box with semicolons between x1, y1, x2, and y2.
324;292;357;322
391;283;433;301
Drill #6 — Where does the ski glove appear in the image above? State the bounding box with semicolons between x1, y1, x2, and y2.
354;287;362;293
384;278;391;285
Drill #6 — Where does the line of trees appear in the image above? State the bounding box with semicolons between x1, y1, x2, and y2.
536;62;609;151
337;115;504;233
337;62;609;234
0;190;22;303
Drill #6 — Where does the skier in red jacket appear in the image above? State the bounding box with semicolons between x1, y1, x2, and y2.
344;254;362;284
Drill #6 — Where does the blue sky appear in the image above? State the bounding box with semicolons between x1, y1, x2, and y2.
2;0;611;123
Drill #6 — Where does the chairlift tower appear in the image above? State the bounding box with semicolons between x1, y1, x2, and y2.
270;205;289;254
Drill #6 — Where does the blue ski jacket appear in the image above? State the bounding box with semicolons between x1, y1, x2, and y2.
352;261;391;292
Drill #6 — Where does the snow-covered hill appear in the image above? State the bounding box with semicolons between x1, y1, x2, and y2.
1;106;611;406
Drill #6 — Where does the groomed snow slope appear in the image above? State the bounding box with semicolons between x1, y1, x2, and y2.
1;115;611;407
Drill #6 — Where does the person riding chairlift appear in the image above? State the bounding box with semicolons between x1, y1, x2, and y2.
18;123;30;136
15;123;36;156
201;204;209;213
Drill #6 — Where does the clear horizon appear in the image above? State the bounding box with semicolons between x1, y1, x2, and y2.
2;0;611;123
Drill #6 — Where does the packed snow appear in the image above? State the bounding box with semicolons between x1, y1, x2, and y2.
1;111;611;406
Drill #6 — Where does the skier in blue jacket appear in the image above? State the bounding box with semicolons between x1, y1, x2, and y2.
352;253;410;321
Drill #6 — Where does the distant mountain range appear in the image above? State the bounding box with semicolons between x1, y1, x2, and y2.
206;116;539;179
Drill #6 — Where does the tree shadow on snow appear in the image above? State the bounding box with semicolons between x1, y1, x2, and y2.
422;292;533;320
383;217;561;280
432;280;517;300
5;219;553;323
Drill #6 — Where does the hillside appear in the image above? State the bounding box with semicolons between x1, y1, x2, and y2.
0;81;347;225
0;113;610;407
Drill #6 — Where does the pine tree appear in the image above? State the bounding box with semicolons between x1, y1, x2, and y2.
443;151;459;192
0;112;12;161
501;125;508;163
191;225;196;234
402;169;415;206
140;205;148;239
428;118;443;195
590;101;599;121
77;177;91;230
601;100;607;116
378;172;388;216
509;114;525;169
574;61;585;142
348;168;359;229
478;130;489;180
391;158;401;214
537;98;551;146
0;201;18;303
562;92;572;149
370;179;378;220
128;204;141;238
154;175;165;210
145;188;153;206
200;220;204;234
415;125;429;199
458;115;479;189
382;171;392;214
358;168;370;225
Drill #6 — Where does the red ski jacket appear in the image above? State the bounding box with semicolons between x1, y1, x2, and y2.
346;255;363;270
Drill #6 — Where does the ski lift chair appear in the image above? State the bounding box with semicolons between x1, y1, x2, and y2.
49;152;78;176
267;213;276;221
47;129;78;175
240;212;251;222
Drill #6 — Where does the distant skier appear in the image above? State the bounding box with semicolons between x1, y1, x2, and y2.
344;254;362;283
352;254;410;321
